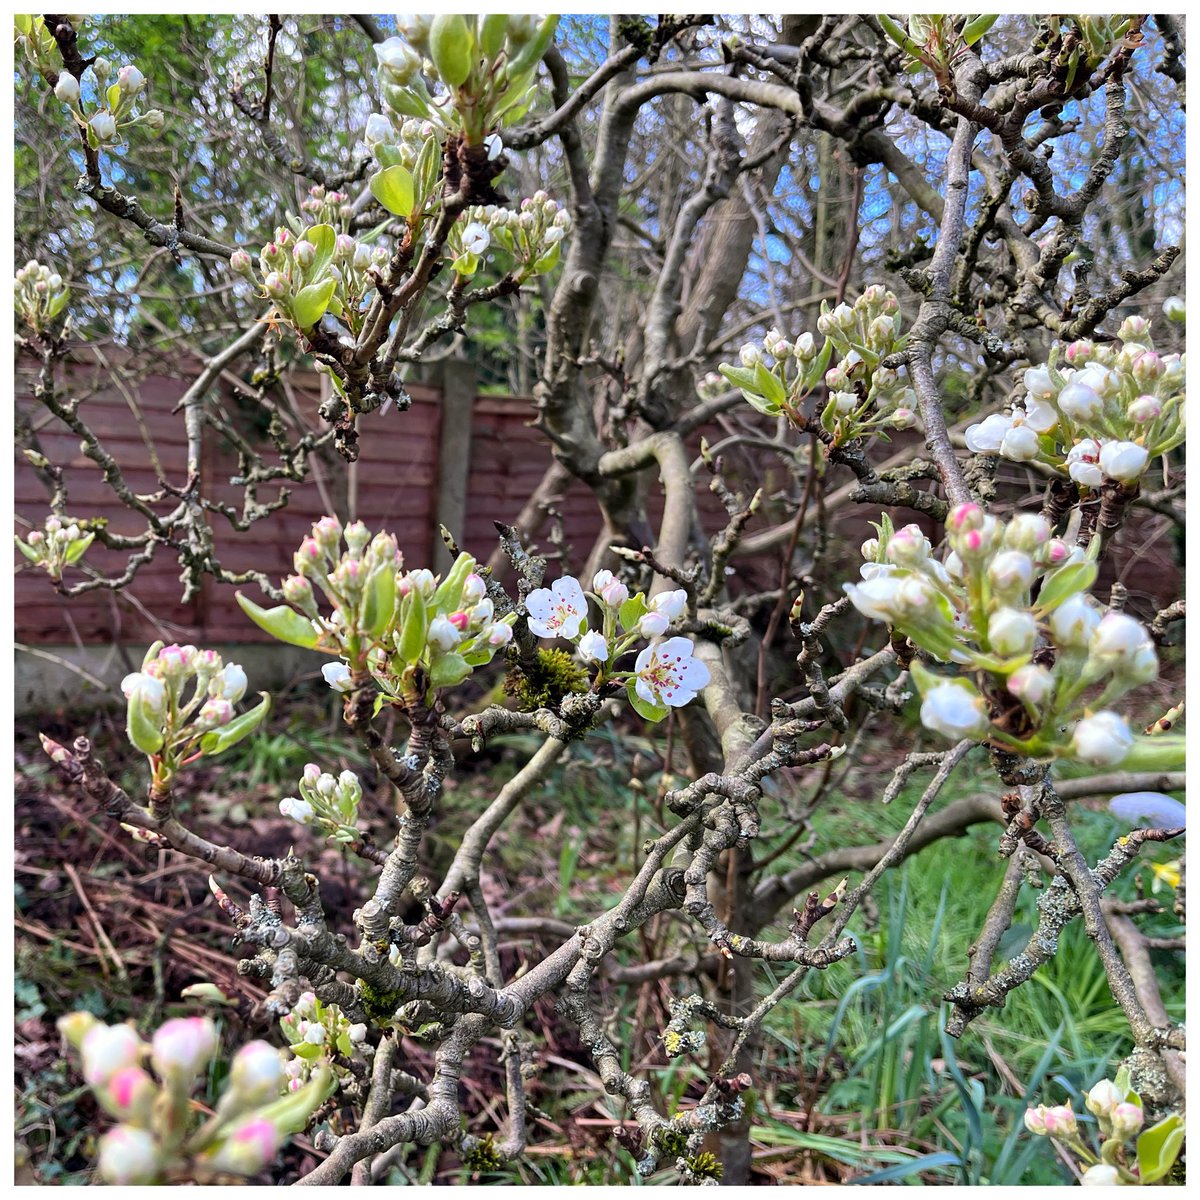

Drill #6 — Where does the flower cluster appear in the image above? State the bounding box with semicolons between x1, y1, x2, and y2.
279;764;363;845
298;183;353;228
239;518;514;703
117;642;269;786
375;15;558;145
279;991;367;1091
56;1011;332;1184
843;506;1180;769
1024;1071;1183;1185
718;286;915;442
524;572;711;721
965;316;1184;490
15;513;93;579
229;223;389;339
14;259;69;334
460;192;573;279
25;24;165;148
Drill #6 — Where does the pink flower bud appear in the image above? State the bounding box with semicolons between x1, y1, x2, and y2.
99;1065;156;1125
1040;1104;1077;1138
1110;1101;1144;1140
486;622;513;647
947;502;983;532
449;610;469;631
462;573;486;604
206;1116;282;1175
151;1016;218;1082
81;1023;145;1086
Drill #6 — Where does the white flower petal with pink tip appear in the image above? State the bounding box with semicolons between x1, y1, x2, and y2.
632;637;710;708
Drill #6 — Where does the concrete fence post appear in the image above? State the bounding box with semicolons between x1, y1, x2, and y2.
433;357;476;571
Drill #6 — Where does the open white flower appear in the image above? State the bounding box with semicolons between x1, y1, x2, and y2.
525;576;587;640
461;222;491;257
633;637;710;708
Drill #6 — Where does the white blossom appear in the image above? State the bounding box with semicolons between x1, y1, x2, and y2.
964;412;1012;453
633;637;710;708
1050;594;1102;648
1081;1165;1120;1187
1098;440;1149;483
97;1126;160;1186
1007;663;1054;706
89;110;118;142
650;589;688;620
919;681;991;740
637;611;669;638
1000;423;1040;462
321;662;354;692
1057;381;1102;420
279;797;315;825
1066;439;1104;488
120;671;166;715
81;1023;144;1087
461;222;491;256
1072;711;1134;766
525;576;587;640
215;662;248;703
988;608;1038;656
577;631;609;663
428;615;462;651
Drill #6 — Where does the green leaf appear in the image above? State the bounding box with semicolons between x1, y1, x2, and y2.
289;1040;322;1060
477;12;508;57
199;693;271;756
370;165;415;217
46;288;70;320
414;133;440;206
63;532;94;564
429;652;471;689
961;13;998;45
1035;559;1099;614
428;13;474;87
431;552;475;614
718;363;759;391
506;14;558;75
395;589;428;664
361;563;397;639
627;677;668;723
1137;1113;1184;1184
530;240;561;274
14;537;40;562
236;592;320;648
753;362;787;408
291;278;336;330
877;12;924;58
126;693;164;756
618;592;648;633
303;223;336;278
